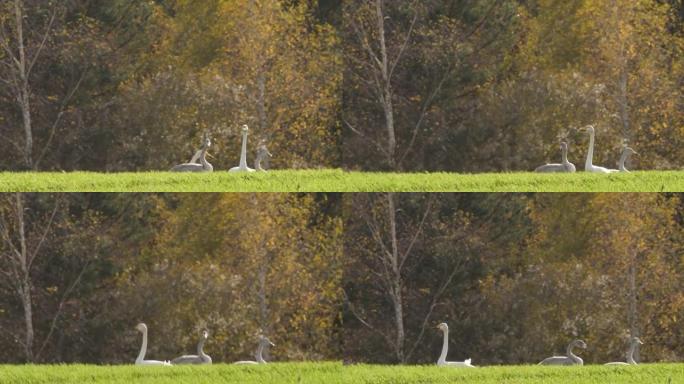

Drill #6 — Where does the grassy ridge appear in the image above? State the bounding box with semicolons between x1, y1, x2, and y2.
0;363;682;384
0;170;683;192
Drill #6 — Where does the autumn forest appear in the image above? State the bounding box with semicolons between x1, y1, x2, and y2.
0;0;682;172
1;0;684;373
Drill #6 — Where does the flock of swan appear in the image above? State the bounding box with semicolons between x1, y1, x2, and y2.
134;323;273;366
135;321;643;368
535;125;637;173
170;125;272;173
170;123;635;174
437;322;644;368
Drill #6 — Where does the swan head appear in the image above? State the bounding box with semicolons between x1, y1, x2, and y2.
259;336;275;347
135;323;147;332
580;125;595;135
560;141;568;151
623;146;637;156
203;136;211;148
202;329;209;339
573;339;587;349
241;124;249;133
436;322;448;332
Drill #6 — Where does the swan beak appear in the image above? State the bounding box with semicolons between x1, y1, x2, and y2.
207;153;216;159
269;341;275;347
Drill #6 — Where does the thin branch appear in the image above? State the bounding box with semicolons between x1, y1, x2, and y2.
460;0;500;44
342;117;390;159
388;12;418;80
351;18;383;72
0;214;23;264
398;197;433;270
26;8;57;77
35;260;90;361
342;288;396;349
405;251;467;361
27;199;59;270
34;70;87;168
0;24;20;69
397;65;453;168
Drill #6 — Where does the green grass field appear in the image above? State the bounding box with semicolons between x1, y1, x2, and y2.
0;170;683;192
0;363;682;384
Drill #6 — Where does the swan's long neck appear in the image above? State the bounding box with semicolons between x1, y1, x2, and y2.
239;132;248;168
626;340;638;364
438;328;449;364
137;329;147;363
618;150;629;171
256;341;265;363
585;132;595;170
197;337;206;357
566;343;580;364
200;145;210;170
562;145;569;165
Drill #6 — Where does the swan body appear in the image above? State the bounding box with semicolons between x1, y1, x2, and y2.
605;337;642;365
230;125;255;172
539;339;586;365
580;125;611;173
535;142;576;173
171;136;213;172
436;323;476;368
606;146;638;173
171;329;212;365
616;146;637;173
135;323;172;366
234;336;274;364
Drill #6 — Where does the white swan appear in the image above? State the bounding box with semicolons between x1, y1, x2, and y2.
605;337;643;365
538;339;586;365
171;329;212;365
171;136;213;172
436;323;475;368
135;323;172;366
229;125;255;172
606;145;638;173
534;142;576;173
616;146;637;173
580;125;611;173
234;336;274;364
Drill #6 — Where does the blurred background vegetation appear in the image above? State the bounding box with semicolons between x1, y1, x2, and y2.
0;193;344;363
0;0;682;172
1;192;683;365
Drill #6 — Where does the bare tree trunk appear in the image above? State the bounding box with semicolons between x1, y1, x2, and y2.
375;0;396;168
13;0;33;168
386;193;405;362
12;193;35;362
628;250;639;362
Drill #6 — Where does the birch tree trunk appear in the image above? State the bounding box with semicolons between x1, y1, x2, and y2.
13;0;34;168
375;0;397;168
386;193;405;362
14;193;35;362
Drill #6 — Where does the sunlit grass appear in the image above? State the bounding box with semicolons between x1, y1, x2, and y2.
0;170;682;192
0;363;681;384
